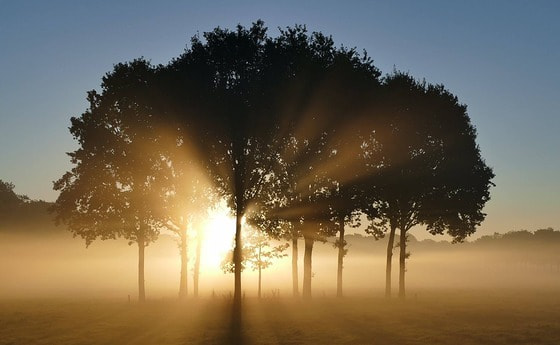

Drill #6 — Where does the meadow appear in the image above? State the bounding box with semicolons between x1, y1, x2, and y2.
1;290;559;345
2;230;559;344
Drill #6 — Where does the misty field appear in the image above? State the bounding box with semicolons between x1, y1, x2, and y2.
1;290;560;345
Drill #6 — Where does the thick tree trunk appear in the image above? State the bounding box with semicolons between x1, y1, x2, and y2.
193;229;202;298
336;218;345;298
292;236;299;297
138;238;146;303
233;208;243;305
398;228;406;299
258;245;262;299
302;235;314;300
385;223;396;298
178;229;188;299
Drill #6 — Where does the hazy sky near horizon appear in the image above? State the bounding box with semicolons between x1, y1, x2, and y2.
0;0;558;238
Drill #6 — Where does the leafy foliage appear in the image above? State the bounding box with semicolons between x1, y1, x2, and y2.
221;226;289;273
50;20;495;301
52;59;168;246
362;72;495;241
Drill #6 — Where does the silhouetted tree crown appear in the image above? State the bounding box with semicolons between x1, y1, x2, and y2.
52;20;494;302
363;72;494;242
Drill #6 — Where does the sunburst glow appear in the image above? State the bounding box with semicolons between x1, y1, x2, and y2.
199;204;236;270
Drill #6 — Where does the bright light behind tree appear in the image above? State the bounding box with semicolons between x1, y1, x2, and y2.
199;204;236;271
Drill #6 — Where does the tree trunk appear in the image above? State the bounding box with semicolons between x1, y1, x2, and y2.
292;236;299;297
385;223;396;298
233;208;243;305
302;235;314;300
398;228;406;299
231;151;244;336
178;229;188;299
258;245;262;299
194;228;202;298
138;237;146;303
336;217;345;298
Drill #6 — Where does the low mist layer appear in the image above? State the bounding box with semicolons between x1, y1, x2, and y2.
1;230;558;299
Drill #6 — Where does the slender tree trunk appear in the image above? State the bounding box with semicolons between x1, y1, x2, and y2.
302;235;314;300
385;223;396;298
398;228;406;299
258;245;262;299
178;229;188;299
194;228;202;298
231;151;244;338
138;237;146;303
336;217;345;298
233;208;243;305
292;235;299;297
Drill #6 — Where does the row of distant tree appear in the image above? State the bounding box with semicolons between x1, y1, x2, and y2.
353;227;559;243
345;228;560;271
341;228;560;251
44;21;494;306
475;228;560;244
0;180;53;231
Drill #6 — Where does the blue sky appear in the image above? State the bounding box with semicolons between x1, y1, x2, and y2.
0;0;558;237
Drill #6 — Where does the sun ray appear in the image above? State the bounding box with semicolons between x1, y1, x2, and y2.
199;204;236;270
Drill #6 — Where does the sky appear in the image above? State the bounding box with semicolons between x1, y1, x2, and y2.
0;0;558;239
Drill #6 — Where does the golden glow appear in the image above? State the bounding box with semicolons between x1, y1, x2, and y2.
199;205;236;270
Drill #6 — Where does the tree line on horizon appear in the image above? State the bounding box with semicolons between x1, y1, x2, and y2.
40;21;493;306
0;180;53;231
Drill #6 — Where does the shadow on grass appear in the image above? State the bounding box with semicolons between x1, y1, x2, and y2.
224;299;244;345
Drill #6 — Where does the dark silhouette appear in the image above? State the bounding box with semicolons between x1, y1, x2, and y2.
50;21;494;337
161;21;384;302
259;24;381;299
0;180;23;216
163;21;285;312
0;180;27;225
52;59;165;302
0;180;55;232
221;226;288;299
361;72;495;298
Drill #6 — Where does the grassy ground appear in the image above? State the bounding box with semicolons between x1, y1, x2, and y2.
1;290;559;345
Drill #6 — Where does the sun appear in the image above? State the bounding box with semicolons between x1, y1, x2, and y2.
198;205;236;270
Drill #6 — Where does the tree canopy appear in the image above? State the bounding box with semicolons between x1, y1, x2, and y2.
52;20;494;304
52;59;170;301
361;72;495;297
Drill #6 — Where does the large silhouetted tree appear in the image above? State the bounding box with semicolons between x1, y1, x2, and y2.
164;21;382;302
261;25;381;299
163;22;290;310
52;19;494;309
362;72;494;298
321;78;381;298
52;59;166;302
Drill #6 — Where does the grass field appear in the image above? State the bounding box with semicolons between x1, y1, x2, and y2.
1;290;559;345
